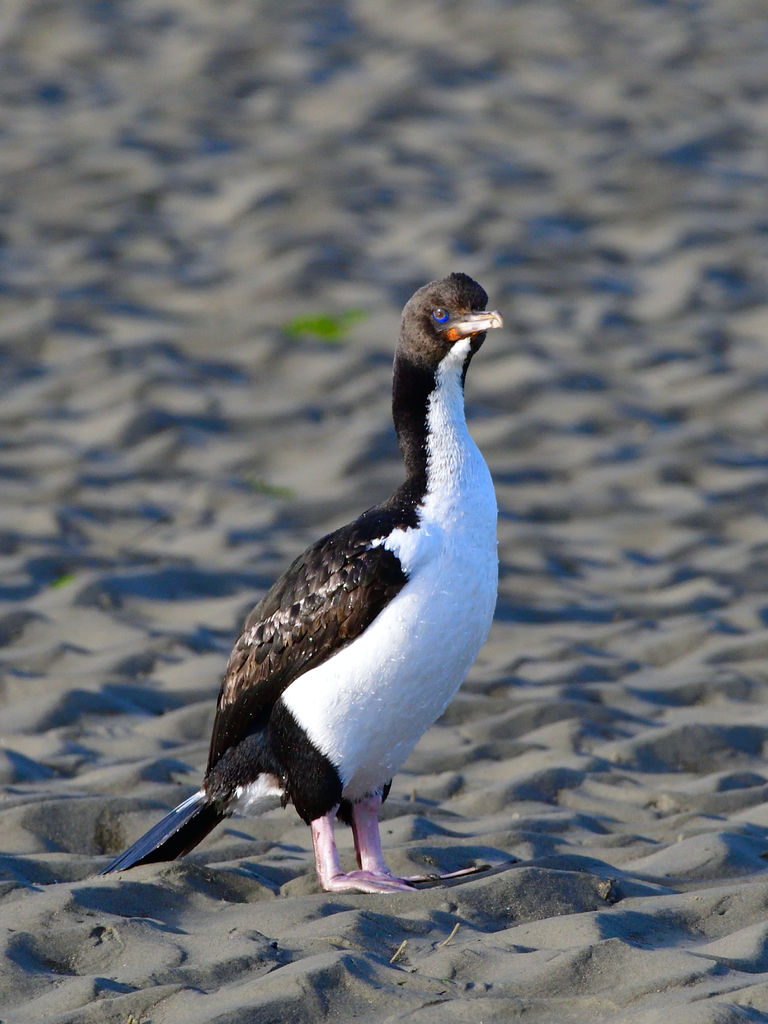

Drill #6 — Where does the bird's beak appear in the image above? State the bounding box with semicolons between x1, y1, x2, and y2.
441;309;504;343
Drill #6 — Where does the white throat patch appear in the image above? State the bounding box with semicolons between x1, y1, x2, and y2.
384;337;494;571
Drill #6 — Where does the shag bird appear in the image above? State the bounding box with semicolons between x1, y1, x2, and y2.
102;272;502;893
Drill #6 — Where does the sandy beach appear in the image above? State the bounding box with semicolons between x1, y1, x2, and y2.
3;0;768;1021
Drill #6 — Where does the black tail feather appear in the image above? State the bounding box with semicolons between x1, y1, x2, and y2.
101;790;224;874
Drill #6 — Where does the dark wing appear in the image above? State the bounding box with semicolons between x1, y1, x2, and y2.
206;513;408;772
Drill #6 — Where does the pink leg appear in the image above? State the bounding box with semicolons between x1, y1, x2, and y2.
312;793;490;892
349;792;391;874
311;806;413;893
352;793;488;884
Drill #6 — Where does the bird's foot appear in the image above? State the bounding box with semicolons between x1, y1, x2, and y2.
321;869;415;894
319;863;491;892
404;862;490;884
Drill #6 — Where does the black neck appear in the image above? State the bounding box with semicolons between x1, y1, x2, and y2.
391;352;436;489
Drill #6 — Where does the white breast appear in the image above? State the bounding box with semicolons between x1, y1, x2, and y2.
282;340;498;801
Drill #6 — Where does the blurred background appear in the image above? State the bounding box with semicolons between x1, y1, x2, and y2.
3;0;767;625
5;1;768;1018
2;0;768;802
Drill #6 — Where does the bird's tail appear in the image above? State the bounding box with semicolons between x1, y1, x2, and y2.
101;789;224;874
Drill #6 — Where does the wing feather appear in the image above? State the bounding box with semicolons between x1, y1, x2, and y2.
206;514;408;771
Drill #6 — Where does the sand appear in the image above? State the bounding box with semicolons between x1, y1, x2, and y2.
3;0;768;1021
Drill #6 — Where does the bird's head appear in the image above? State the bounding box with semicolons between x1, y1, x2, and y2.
398;272;503;372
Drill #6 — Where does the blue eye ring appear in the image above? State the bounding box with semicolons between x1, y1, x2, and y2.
432;307;449;323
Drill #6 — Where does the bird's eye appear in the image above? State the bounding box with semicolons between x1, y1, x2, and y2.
432;308;449;323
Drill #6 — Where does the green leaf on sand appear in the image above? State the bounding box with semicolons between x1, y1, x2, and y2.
245;478;295;499
283;308;367;343
50;572;76;589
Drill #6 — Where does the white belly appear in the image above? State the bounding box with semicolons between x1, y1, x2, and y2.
282;527;497;799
